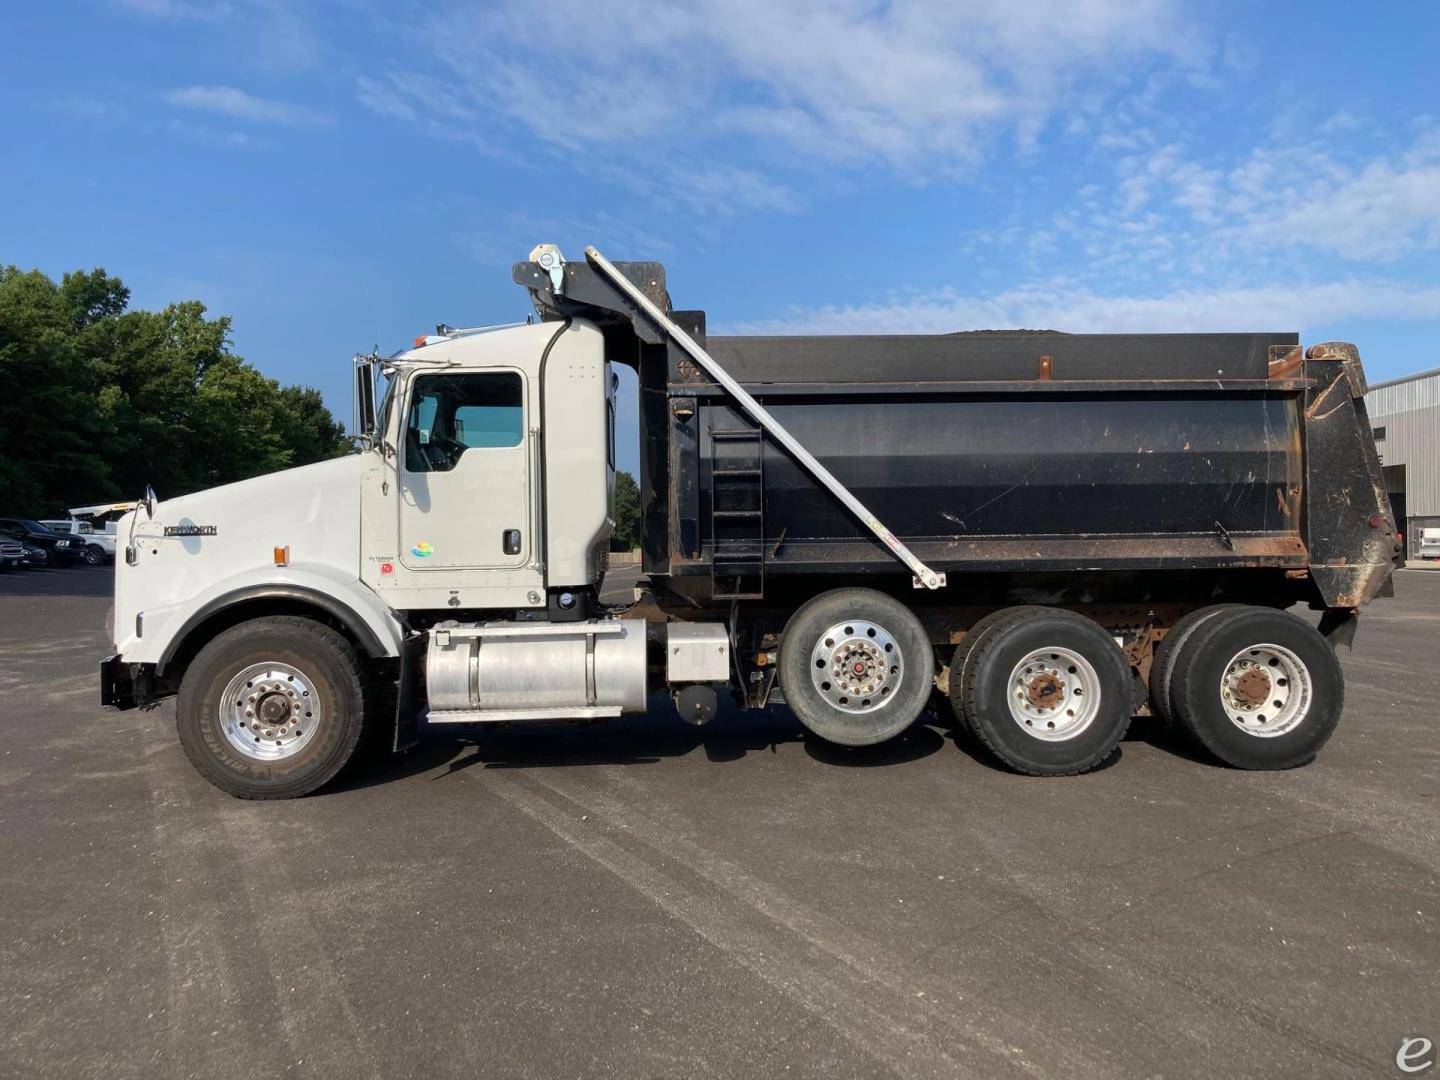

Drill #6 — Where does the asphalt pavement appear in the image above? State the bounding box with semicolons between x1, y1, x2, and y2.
2;563;1438;1079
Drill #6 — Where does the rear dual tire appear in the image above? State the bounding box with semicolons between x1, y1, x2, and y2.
1164;607;1343;770
949;607;1132;776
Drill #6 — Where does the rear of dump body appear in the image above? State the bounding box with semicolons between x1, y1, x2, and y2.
513;259;1401;614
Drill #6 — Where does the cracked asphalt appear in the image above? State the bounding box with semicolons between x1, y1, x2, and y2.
2;564;1438;1079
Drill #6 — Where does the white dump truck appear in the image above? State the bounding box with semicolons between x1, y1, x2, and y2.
102;246;1399;799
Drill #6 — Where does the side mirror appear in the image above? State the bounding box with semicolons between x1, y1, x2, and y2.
142;485;157;520
353;353;378;444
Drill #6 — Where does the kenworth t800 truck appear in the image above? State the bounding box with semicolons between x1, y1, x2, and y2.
101;245;1400;798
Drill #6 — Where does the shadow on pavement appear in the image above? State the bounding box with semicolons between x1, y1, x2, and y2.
1122;715;1224;768
327;689;1195;794
330;694;956;794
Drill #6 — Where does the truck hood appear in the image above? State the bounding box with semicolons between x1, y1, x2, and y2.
113;456;366;654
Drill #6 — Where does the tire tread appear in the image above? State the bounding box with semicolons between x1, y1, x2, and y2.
176;615;367;799
1170;606;1344;769
960;607;1131;776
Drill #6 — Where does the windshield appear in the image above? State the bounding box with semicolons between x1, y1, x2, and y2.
19;519;50;533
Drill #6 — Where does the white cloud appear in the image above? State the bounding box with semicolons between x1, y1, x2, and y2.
734;279;1440;336
356;73;476;125
607;161;800;218
356;77;416;122
1224;150;1440;261
164;85;331;125
384;0;1193;174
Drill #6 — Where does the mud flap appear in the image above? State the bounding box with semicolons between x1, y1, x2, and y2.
392;632;427;752
1317;609;1358;651
100;655;136;710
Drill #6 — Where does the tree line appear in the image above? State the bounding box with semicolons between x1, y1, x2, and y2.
0;264;347;514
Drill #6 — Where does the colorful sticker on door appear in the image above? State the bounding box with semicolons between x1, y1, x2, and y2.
411;541;434;558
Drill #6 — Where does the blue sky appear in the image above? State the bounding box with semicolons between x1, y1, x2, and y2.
3;1;1438;476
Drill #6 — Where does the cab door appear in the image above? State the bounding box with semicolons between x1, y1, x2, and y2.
396;369;537;574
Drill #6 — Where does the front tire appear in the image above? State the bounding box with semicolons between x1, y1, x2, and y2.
780;588;934;746
83;544;105;566
176;616;368;798
1169;607;1344;769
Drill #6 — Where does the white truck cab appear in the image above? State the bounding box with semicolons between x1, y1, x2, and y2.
100;301;719;799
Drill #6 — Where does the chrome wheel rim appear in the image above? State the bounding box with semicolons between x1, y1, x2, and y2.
219;662;321;761
1219;643;1311;737
810;619;902;714
1006;647;1101;741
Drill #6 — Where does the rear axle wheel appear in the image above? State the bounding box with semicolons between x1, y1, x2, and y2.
781;589;933;746
956;607;1132;776
1169;607;1342;769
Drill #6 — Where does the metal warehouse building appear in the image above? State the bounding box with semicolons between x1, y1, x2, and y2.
1367;367;1440;560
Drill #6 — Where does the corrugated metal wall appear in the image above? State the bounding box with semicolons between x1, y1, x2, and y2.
1367;368;1440;520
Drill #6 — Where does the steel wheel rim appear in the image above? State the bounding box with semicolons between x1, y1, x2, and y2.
1006;646;1101;741
219;662;322;761
810;619;903;715
1219;642;1311;737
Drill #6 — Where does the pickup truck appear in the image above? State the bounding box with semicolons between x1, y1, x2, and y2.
41;519;114;565
0;519;86;566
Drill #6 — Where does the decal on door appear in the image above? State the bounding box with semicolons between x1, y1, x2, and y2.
411;541;434;559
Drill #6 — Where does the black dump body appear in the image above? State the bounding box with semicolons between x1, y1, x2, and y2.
515;258;1401;616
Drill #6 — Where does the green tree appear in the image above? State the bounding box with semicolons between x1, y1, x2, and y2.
611;469;641;551
0;267;112;510
0;263;346;513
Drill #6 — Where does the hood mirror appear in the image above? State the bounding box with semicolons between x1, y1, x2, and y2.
142;485;157;520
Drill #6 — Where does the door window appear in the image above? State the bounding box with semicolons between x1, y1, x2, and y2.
404;372;523;473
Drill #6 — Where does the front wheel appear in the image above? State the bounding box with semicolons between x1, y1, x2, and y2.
176;616;368;798
83;544;105;566
780;588;934;746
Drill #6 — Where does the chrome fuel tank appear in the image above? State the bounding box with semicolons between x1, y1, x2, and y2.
425;620;647;722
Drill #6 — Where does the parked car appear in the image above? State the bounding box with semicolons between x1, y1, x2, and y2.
40;518;114;565
19;541;49;568
0;519;85;566
0;538;22;571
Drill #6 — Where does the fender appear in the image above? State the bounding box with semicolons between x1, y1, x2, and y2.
155;581;400;674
